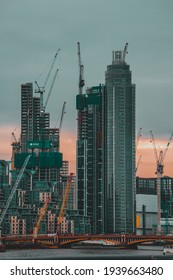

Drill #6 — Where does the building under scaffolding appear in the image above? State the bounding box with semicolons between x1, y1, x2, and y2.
0;82;91;235
76;85;103;234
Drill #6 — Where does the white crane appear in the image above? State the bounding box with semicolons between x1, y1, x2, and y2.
150;130;173;234
77;42;85;96
35;49;60;113
43;68;59;111
0;155;31;242
136;128;142;173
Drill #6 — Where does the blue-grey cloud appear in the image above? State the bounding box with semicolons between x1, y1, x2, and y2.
0;0;173;142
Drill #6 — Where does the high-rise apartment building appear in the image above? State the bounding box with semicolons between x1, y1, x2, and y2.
76;45;136;234
76;85;103;233
103;46;136;233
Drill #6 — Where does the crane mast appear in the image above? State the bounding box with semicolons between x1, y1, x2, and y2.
11;132;21;170
77;42;85;140
77;42;85;96
57;101;66;151
57;173;73;234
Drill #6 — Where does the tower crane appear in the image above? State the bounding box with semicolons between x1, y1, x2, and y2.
77;42;85;96
33;198;50;240
58;101;66;135
0;155;31;240
77;42;85;138
35;51;60;140
35;49;60;113
150;130;173;234
136;155;142;173
136;128;142;173
136;127;142;151
43;68;59;111
56;173;74;234
122;42;128;61
11;132;21;170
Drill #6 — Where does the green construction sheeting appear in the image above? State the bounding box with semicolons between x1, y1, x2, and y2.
38;152;62;168
27;140;53;149
14;153;36;168
76;90;101;110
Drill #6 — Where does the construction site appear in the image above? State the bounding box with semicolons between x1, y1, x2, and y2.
1;43;173;252
0;48;91;251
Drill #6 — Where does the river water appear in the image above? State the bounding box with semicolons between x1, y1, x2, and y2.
0;246;171;260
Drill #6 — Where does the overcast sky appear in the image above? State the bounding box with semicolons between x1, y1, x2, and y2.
0;0;173;170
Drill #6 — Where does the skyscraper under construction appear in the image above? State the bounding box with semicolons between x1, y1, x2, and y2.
76;85;104;234
76;44;136;234
0;79;90;235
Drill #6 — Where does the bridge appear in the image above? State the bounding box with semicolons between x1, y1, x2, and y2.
1;234;173;249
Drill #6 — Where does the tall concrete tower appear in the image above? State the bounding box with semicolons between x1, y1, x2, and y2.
103;44;136;234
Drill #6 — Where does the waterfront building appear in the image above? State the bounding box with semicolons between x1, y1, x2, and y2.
103;46;136;234
136;177;173;234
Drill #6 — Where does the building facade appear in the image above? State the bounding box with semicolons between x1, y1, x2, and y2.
0;82;90;235
76;85;103;234
103;47;136;234
136;177;173;234
76;46;136;234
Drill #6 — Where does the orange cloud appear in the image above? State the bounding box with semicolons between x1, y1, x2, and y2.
1;127;173;179
0;126;77;174
0;126;13;160
136;137;173;178
59;130;76;174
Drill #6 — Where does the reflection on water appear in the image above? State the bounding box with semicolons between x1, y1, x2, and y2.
0;247;168;260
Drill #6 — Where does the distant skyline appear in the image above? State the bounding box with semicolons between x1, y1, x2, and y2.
0;0;173;176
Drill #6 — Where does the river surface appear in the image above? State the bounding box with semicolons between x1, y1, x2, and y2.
0;246;171;260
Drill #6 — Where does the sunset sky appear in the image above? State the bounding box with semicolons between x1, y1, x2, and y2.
0;0;173;177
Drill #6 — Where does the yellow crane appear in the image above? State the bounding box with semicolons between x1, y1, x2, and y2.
33;198;50;240
57;173;74;234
